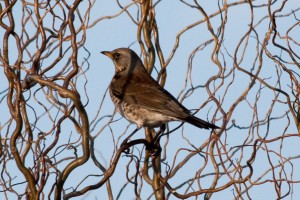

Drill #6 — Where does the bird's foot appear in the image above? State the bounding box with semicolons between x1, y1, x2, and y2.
153;124;166;144
145;140;162;157
120;138;130;154
120;128;139;154
150;145;162;157
158;124;166;135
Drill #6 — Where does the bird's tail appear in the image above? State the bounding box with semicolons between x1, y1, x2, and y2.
183;115;219;129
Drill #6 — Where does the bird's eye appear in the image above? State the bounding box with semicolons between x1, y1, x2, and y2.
114;53;121;59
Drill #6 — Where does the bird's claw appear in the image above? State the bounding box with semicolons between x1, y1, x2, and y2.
121;138;130;154
150;145;162;157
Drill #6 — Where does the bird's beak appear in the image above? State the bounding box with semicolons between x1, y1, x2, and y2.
101;51;114;59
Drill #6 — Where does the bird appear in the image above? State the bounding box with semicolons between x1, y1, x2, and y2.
101;48;219;131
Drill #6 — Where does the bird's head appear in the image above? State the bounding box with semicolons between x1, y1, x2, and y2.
101;48;146;74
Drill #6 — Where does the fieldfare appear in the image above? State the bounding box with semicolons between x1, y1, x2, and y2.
101;48;219;130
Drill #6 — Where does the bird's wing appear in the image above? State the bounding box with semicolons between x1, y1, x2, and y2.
117;75;191;119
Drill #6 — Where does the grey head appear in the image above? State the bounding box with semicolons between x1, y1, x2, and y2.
101;48;147;74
